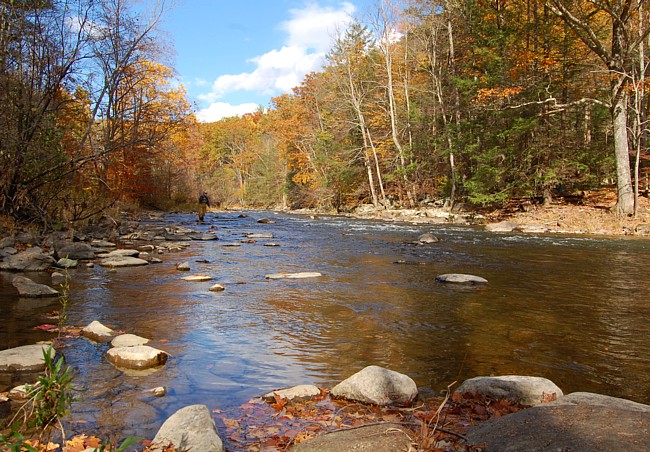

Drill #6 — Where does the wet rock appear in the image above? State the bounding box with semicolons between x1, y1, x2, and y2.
417;232;439;244
176;262;191;271
264;243;280;247
51;272;67;285
246;233;273;239
91;240;116;248
263;385;321;402
0;247;55;272
110;334;150;348
436;273;488;285
265;272;322;280
12;276;59;298
257;218;275;224
148;386;167;397
330;365;418;406
181;274;213;282
209;284;225;292
97;249;140;258
517;223;550;233
292;423;412;452
99;255;149;268
106;345;168;370
454;375;563;407
152;404;223;452
82;320;115;343
485;221;518;232
0;344;56;373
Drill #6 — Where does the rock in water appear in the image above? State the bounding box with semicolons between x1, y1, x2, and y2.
331;365;418;406
152;404;224;451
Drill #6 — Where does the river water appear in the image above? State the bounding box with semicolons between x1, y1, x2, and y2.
1;211;650;441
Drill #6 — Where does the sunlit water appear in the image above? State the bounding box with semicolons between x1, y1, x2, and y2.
2;211;650;441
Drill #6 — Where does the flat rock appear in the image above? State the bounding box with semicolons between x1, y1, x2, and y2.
182;274;213;282
82;320;116;343
209;283;225;292
436;273;488;284
106;345;168;369
464;402;650;451
56;258;78;268
485;221;518;232
152;404;224;451
246;233;273;238
97;249;140;258
12;275;59;298
546;392;650;412
331;365;418;406
454;375;563;406
263;384;322;402
176;262;191;271
0;344;56;373
99;255;149;267
0;248;55;271
55;242;96;260
110;334;150;348
292;423;412;452
265;272;322;280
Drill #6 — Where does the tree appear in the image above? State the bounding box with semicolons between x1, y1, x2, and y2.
547;0;650;215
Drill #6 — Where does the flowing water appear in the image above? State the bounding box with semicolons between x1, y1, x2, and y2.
2;211;650;440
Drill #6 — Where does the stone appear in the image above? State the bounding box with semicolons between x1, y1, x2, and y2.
546;392;650;412
435;273;488;285
485;221;518;232
0;344;56;373
246;233;273;238
265;272;322;280
464;402;650;451
0;248;55;272
209;284;225;292
417;232;439;244
99;255;149;268
106;345;168;370
9;383;37;401
91;240;116;248
292;423;412;452
51;272;66;285
56;258;78;268
454;375;563;407
82;320;115;343
181;274;213;282
97;249;140;258
263;384;322;402
517;223;550;233
55;242;96;260
257;218;275;224
176;262;191;271
110;334;150;348
0;236;16;248
12;275;59;298
330;365;418;406
148;386;167;397
152;404;224;451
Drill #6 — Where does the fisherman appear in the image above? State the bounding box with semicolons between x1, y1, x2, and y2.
198;191;210;222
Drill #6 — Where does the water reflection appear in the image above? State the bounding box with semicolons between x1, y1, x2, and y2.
1;212;650;440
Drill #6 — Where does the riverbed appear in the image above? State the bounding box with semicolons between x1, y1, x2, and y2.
2;210;650;441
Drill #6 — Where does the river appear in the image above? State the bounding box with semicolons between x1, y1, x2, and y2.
1;210;650;441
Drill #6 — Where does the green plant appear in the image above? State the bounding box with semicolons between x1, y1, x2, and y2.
0;432;38;452
57;269;71;338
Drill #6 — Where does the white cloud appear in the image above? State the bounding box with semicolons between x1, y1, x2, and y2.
198;2;356;121
196;102;260;123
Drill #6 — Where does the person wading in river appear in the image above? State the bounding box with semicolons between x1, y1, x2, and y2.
198;191;210;222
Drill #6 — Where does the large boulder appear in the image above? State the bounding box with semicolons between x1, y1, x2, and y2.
330;365;418;406
454;375;563;407
12;275;59;298
106;345;168;369
464;397;650;451
152;404;224;451
55;242;96;260
0;344;56;373
546;392;650;412
0;248;55;272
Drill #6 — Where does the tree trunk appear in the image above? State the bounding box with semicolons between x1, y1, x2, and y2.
612;88;635;216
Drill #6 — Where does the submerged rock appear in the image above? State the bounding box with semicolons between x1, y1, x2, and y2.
152;404;223;451
331;365;418;406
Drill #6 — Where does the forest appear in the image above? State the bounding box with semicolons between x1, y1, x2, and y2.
1;0;649;230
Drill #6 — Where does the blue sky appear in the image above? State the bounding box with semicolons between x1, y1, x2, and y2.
161;1;368;122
